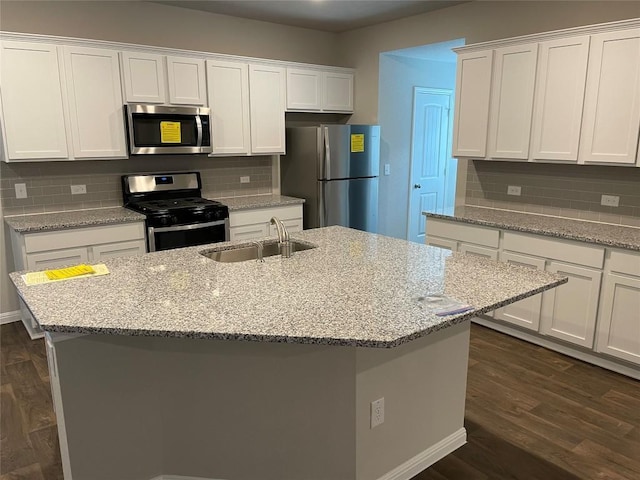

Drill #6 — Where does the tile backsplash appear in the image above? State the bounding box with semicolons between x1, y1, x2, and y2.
0;155;273;216
466;160;640;228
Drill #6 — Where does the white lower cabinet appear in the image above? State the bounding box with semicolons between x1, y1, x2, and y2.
495;252;545;331
9;221;146;339
540;261;602;348
596;250;640;364
425;216;638;374
228;204;303;242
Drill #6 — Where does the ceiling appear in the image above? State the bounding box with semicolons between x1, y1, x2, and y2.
152;1;468;33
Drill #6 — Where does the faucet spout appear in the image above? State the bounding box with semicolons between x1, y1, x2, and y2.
270;217;292;258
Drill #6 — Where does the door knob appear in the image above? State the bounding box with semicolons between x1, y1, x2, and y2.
413;184;422;189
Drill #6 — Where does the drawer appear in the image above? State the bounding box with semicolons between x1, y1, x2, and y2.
426;218;499;248
24;222;145;253
503;231;604;269
229;205;302;228
608;249;640;277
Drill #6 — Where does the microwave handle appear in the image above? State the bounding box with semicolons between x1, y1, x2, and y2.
195;115;203;148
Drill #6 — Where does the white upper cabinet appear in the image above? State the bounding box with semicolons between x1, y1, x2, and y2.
579;28;640;166
206;59;251;155
286;68;354;113
286;68;322;111
452;50;493;158
120;51;166;104
249;64;286;155
0;41;69;160
207;61;285;155
529;36;590;162
322;71;353;112
487;43;538;160
120;51;207;106
166;56;207;105
63;46;127;159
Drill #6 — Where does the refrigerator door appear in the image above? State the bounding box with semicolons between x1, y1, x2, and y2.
318;177;378;232
321;125;380;180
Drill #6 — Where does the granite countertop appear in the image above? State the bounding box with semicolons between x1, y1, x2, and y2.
4;207;146;233
214;194;305;211
425;206;640;252
10;226;565;348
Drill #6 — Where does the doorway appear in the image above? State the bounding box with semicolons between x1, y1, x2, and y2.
377;38;464;242
407;87;453;244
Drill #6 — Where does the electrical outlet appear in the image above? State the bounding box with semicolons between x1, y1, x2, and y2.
14;183;27;199
70;184;87;195
507;185;521;196
384;164;391;176
601;195;619;207
371;397;385;428
240;176;250;184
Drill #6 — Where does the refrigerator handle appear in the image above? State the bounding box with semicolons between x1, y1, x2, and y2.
318;181;326;228
323;126;331;180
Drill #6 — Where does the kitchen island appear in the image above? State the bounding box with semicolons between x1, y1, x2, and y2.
10;226;566;480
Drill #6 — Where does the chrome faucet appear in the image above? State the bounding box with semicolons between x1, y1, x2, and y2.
249;240;264;263
270;217;292;258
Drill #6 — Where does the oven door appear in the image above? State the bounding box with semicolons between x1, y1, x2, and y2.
126;104;212;155
148;220;226;252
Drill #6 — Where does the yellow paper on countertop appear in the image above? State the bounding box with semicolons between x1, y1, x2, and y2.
45;264;95;280
23;264;110;286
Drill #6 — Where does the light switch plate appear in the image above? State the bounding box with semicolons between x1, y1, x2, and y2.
384;164;391;176
71;185;87;195
15;183;27;199
601;195;619;207
240;176;250;184
507;185;521;196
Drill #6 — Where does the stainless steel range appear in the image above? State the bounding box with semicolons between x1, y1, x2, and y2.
122;172;228;252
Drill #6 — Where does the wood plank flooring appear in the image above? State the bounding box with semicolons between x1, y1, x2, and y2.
0;321;638;479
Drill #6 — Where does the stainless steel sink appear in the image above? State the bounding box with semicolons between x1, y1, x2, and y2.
200;240;316;263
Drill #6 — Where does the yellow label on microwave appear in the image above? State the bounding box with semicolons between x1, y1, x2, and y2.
350;133;364;153
160;121;181;143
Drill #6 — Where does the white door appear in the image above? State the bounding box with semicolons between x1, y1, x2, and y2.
120;51;166;104
286;68;322;111
408;88;452;244
166;56;207;105
249;64;286;154
322;72;353;112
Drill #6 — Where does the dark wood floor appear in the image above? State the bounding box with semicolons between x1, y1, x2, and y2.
1;322;638;479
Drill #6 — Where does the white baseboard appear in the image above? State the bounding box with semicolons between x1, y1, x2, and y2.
0;310;21;325
473;316;640;380
146;429;466;480
377;427;467;480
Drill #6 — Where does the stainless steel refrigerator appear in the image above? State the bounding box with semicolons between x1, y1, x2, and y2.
281;124;380;232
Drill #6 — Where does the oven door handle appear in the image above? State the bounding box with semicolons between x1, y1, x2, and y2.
150;219;226;234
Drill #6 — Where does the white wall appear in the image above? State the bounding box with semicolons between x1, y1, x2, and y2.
378;54;457;239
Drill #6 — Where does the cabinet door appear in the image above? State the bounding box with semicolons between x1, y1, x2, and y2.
323;72;353;112
120;51;166;104
540;261;602;348
530;36;590;162
92;240;146;261
579;28;640;165
206;60;251;155
286;68;322;111
229;223;270;242
596;273;640;365
426;236;457;252
487;43;538;160
249;64;286;154
0;41;69;160
495;251;546;331
452;50;493;158
166;56;206;106
63;46;127;159
458;243;498;260
26;247;89;270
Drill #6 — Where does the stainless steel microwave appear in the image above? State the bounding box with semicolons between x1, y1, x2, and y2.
125;104;212;155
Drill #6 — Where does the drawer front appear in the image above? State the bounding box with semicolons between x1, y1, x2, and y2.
503;231;604;269
26;247;89;270
229;223;270;241
426;219;499;248
269;217;302;236
229;205;303;228
608;250;640;277
24;222;145;253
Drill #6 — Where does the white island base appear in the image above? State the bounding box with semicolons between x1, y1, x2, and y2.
46;321;470;480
